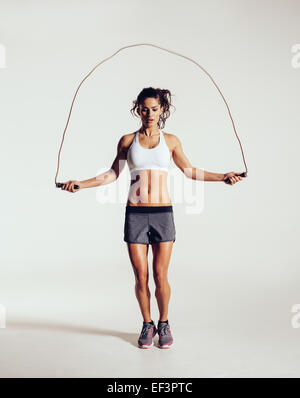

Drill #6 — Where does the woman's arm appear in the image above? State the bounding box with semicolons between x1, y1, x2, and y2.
60;135;128;192
172;134;225;182
79;169;117;189
80;135;128;188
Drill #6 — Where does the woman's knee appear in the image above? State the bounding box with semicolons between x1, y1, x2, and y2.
135;272;149;289
153;271;168;286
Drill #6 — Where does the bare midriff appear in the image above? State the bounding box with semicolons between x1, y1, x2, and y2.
126;169;172;207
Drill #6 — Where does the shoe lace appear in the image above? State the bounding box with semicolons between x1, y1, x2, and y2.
159;324;170;336
141;324;152;338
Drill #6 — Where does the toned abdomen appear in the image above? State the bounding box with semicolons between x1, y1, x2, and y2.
127;169;172;206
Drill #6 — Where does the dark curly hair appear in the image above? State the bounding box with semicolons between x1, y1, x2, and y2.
130;87;176;129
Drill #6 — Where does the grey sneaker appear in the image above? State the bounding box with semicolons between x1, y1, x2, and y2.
138;322;157;349
157;321;173;348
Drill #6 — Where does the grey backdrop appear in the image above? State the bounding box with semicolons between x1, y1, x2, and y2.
0;0;300;377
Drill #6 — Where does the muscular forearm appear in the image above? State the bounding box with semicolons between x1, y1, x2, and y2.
79;169;117;189
185;167;225;182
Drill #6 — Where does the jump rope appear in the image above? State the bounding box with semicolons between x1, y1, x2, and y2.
55;43;248;189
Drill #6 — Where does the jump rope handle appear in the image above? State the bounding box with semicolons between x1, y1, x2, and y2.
56;182;80;190
224;172;247;184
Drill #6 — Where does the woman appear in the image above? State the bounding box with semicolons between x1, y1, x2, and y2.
60;87;243;349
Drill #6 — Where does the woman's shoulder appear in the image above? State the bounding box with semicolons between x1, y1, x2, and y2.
163;131;181;150
118;132;136;150
122;131;136;140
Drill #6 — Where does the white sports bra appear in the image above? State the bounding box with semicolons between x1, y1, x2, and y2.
127;129;171;174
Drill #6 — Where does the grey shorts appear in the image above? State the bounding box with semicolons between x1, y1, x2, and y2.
124;205;176;244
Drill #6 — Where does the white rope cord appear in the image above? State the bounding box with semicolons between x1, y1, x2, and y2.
55;42;248;188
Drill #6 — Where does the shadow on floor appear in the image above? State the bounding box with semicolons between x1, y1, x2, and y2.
8;319;140;347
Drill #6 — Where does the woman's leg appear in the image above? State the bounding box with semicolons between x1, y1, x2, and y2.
151;241;174;321
126;242;152;323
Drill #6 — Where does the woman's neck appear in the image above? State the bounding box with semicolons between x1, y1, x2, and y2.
139;126;160;137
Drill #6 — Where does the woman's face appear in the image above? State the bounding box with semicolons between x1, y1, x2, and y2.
139;97;163;127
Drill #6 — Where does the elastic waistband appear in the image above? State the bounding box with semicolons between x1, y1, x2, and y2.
126;205;173;214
